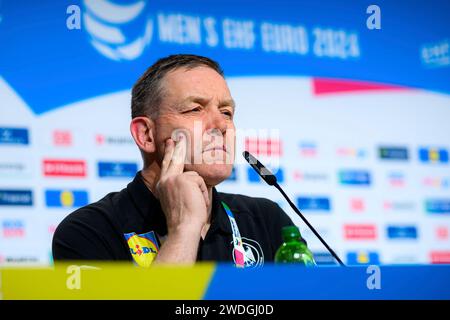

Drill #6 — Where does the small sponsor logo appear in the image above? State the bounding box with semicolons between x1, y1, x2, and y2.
298;141;317;158
292;170;329;182
300;227;330;240
45;189;89;208
0;190;33;206
95;134;134;146
98;161;138;178
0;255;40;265
418;147;449;164
436;226;449;240
2;219;25;238
430;251;450;264
336;147;367;159
247;166;284;183
313;252;337;265
387;225;418;239
339;170;371;186
0;162;29;178
422;176;450;189
350;198;365;213
297;197;331;211
387;255;420;264
43;159;87;177
383;200;416;212
124;231;159;267
387;171;406;187
344;225;377;240
421;39;449;68
378;146;409;160
0;127;29;145
53;130;72;146
245;137;282;157
347;251;380;265
425;199;450;214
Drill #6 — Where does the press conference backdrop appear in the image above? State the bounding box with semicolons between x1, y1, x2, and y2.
0;0;449;267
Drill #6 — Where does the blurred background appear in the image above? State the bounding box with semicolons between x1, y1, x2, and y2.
0;0;449;266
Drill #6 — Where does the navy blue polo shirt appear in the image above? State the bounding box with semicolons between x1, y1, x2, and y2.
52;171;300;267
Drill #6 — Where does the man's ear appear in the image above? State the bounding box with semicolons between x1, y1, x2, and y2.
130;116;156;154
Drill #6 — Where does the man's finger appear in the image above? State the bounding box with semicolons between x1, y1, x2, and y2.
160;138;175;175
192;175;209;208
167;133;187;175
183;171;199;176
183;171;209;207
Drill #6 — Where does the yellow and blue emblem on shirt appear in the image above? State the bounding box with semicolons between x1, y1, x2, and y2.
124;231;159;267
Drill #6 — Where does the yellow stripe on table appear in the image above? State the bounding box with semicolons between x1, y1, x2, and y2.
0;262;215;300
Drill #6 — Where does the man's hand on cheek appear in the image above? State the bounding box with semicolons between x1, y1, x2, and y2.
155;134;210;237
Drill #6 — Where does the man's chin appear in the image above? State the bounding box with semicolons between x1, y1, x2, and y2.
184;163;233;187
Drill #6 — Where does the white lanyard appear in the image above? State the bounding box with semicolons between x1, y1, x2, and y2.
221;201;246;268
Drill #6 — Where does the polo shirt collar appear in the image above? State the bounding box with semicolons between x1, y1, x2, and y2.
210;187;233;235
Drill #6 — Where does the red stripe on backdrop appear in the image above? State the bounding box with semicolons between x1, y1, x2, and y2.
312;78;410;95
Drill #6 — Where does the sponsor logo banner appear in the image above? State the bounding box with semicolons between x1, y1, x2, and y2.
378;146;409;160
344;225;377;240
339;170;371;186
430;251;450;264
0;127;29;145
247;166;284;183
387;226;418;239
426;199;450;214
98;161;138;178
419;147;449;163
297;197;331;212
2;219;26;238
45;190;89;208
0;190;33;206
43;159;87;177
347;251;380;265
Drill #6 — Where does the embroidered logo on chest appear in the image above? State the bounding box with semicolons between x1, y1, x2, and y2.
124;231;159;267
231;237;264;268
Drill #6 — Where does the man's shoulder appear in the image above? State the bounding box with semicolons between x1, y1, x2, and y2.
55;190;123;234
52;189;131;260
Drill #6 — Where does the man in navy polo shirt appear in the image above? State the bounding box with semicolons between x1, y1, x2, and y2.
53;54;303;268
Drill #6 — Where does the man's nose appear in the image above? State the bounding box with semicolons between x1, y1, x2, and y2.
205;108;228;134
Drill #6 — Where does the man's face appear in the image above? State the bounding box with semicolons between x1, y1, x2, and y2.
153;66;236;186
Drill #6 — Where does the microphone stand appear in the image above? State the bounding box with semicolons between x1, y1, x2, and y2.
274;182;345;266
243;151;345;266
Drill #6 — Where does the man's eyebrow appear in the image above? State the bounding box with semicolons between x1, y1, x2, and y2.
171;96;208;110
184;95;210;105
176;96;236;110
220;98;236;110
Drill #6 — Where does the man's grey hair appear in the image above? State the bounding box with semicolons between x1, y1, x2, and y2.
131;54;224;119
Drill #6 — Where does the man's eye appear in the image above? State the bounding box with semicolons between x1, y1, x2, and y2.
222;110;233;117
182;107;202;114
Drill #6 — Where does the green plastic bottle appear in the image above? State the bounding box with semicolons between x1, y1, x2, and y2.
275;225;316;266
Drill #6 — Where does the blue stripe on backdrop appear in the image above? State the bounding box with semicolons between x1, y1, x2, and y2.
0;0;449;115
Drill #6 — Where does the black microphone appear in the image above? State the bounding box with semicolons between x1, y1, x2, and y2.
243;151;345;266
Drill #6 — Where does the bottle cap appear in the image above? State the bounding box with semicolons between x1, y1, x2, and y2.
282;225;302;240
